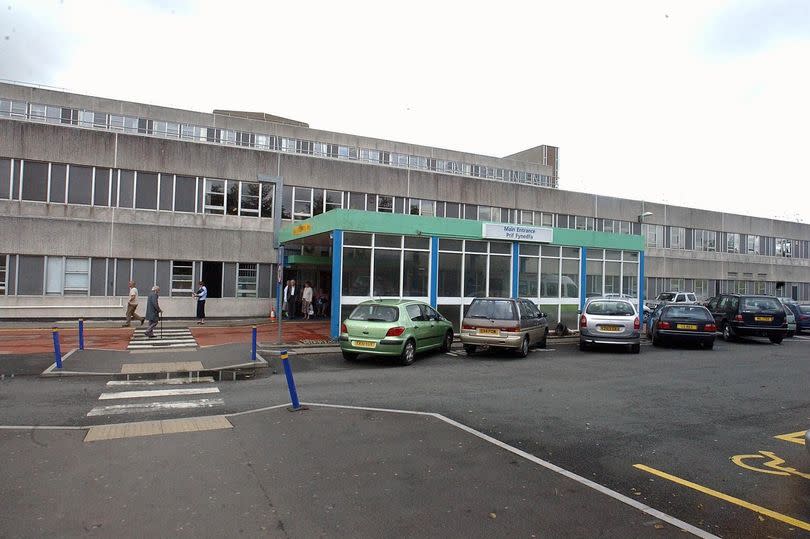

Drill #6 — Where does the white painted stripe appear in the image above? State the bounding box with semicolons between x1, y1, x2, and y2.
98;387;220;400
129;339;197;343
300;402;717;539
127;343;197;349
87;398;224;416
107;377;215;386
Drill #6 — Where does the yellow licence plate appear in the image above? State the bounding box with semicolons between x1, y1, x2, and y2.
755;316;773;322
676;324;698;330
478;328;500;336
599;325;622;332
352;340;377;349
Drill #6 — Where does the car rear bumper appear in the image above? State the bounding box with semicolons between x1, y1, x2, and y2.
460;332;524;348
731;325;788;338
339;336;405;356
580;332;640;345
657;330;715;341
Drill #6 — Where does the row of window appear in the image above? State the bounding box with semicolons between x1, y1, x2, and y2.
643;224;810;260
0;97;556;188
0;254;273;299
645;277;810;302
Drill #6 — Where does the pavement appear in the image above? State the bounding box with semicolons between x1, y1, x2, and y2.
0;405;689;538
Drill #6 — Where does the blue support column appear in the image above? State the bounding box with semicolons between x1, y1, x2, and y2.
429;236;439;308
579;247;588;312
638;251;645;317
330;230;343;340
511;242;520;298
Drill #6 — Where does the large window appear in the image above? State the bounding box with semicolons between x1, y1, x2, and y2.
644;224;664;248
776;238;792;257
64;258;90;295
342;234;373;296
670;227;686;250
586;249;639;298
174;176;197;213
747;235;760;255
135;172;158;210
171;261;194;296
294;187;313;221
239;182;260;217
21;161;49;202
726;233;740;254
237;263;258;297
438;240;463;297
0;254;6;295
204;179;226;214
67;165;93;205
694;230;717;252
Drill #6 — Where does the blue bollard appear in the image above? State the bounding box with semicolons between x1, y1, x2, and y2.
280;350;305;411
78;319;84;350
251;325;257;361
52;327;63;369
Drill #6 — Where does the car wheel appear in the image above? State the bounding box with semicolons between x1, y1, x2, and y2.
538;329;548;349
400;339;416;366
722;323;734;342
516;336;529;358
342;351;359;361
579;340;588;351
651;332;661;347
769;336;783;344
463;344;477;355
630;343;640;354
440;330;454;353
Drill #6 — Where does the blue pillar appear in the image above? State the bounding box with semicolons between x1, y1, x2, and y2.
579;247;588;312
330;230;343;339
638;251;645;317
429;236;439;308
511;242;520;298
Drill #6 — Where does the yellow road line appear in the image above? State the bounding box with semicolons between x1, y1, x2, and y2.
633;464;810;532
774;430;807;446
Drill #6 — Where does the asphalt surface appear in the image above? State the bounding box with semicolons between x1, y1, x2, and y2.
0;334;808;536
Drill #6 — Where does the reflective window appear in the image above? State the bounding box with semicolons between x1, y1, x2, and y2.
21;161;48;202
237;263;258;297
135;172;158;210
342;248;371;296
171;261;194;296
438;252;462;296
94;168;111;206
402;250;428;296
174;176;196;213
67;165;92;205
204;179;226;214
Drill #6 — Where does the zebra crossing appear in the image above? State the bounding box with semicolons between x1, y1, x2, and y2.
127;327;197;350
87;376;224;418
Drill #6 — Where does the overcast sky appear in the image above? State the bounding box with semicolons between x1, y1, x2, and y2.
1;0;809;223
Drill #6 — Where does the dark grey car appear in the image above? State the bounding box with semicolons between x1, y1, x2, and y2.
460;298;549;358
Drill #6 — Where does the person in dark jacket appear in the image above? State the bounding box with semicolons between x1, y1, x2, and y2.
144;286;163;338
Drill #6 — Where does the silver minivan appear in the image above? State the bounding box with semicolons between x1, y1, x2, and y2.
460;298;549;358
579;298;641;353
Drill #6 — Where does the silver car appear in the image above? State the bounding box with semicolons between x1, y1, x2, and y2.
579;298;641;353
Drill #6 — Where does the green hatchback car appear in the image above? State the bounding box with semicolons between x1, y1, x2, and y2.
339;299;454;365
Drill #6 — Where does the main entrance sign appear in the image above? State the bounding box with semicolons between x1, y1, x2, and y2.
482;223;553;243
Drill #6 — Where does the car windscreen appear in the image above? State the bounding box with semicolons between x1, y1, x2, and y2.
585;301;635;316
466;299;516;320
662;305;712;321
349;304;400;322
658;293;676;301
741;297;782;312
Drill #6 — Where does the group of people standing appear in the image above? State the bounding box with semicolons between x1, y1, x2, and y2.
121;279;208;336
282;280;326;320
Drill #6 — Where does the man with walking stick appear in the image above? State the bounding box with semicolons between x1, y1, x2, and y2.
144;286;163;339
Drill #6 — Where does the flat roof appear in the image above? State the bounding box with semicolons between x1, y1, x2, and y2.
279;210;645;251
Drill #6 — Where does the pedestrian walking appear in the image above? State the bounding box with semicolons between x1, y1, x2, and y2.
192;280;208;325
285;280;299;320
302;281;314;320
282;279;291;319
144;286;163;338
122;280;145;327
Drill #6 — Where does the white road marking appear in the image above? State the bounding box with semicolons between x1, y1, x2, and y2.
299;402;718;539
98;387;220;400
445;352;459;357
87;398;224;416
532;348;556;352
127;343;198;349
107;377;215;386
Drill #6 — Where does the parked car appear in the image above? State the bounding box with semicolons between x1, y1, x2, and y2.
645;303;667;338
780;302;796;337
339;299;454;365
579;298;641;353
791;303;810;334
650;304;716;349
708;294;787;343
460;298;549;357
645;291;698;310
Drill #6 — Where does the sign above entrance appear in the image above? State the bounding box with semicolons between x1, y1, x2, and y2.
482;223;553;243
292;223;312;236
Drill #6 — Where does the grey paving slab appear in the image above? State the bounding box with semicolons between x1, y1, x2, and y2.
0;407;689;538
43;343;266;376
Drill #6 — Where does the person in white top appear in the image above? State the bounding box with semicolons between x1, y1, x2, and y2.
122;280;145;327
192;280;208;325
302;281;314;320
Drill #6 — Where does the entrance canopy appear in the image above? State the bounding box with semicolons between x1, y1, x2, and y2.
278;210;645;338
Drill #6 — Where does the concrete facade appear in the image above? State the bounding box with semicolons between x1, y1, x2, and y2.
1;82;809;319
